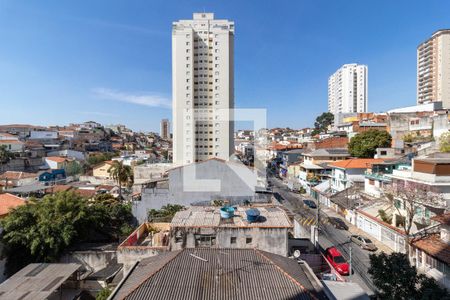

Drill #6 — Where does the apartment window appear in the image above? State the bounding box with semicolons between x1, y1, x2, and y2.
215;64;219;68
215;79;219;83
186;42;190;46
230;237;237;244
186;34;191;38
186;49;190;53
186;64;190;68
246;237;252;244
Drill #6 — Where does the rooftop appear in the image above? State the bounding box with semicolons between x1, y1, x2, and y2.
0;171;37;180
412;234;450;265
45;156;68;163
303;148;349;157
329;158;385;169
0;193;26;216
170;206;292;228
110;248;324;300
0;263;80;300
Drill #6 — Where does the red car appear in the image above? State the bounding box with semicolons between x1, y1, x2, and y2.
325;247;350;275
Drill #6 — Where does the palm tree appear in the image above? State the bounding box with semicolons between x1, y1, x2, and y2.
108;161;133;200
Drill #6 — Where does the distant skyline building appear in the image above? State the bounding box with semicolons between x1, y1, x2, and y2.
417;29;450;108
328;63;368;115
172;13;234;165
160;119;170;139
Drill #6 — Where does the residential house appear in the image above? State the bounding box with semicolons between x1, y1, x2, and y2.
299;148;350;192
410;212;450;290
364;160;409;198
92;161;114;179
0;139;24;153
0;171;37;189
329;159;385;192
134;158;269;223
279;149;305;177
109;248;324;300
44;156;69;170
169;205;292;256
38;169;66;183
0;193;26;218
384;156;450;231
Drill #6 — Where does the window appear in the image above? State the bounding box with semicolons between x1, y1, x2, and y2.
246;237;252;244
230;237;237;244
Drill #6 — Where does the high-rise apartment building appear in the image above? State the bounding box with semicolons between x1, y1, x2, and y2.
160;119;170;140
328;64;368;115
172;13;234;165
417;29;450;108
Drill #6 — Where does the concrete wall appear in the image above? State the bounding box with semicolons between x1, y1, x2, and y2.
170;227;289;256
60;250;117;273
117;247;168;274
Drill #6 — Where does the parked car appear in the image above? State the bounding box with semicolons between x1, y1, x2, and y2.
351;235;377;251
327;217;349;230
325;247;349;276
302;199;317;209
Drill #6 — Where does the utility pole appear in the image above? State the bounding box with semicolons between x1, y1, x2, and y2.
349;245;352;281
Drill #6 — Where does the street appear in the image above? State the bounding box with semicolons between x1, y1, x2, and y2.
268;175;376;295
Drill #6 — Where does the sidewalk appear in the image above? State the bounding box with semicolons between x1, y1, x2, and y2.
321;206;393;255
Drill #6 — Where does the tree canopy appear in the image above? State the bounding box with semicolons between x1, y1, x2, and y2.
348;130;392;158
0;191;134;276
148;204;185;222
368;252;449;300
312;112;334;135
0;145;15;164
108;160;133;199
439;132;450;152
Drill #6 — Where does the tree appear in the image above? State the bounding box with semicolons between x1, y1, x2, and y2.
384;180;445;253
439;132;450;152
96;287;112;300
108;160;133;199
0;145;14;164
312;112;334;135
148;204;185;222
348;130;392;158
0;191;134;276
368;252;449;300
65;160;83;176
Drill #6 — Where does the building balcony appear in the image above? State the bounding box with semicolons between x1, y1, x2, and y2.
365;171;392;182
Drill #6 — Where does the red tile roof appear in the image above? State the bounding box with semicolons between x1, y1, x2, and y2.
45;185;73;193
431;212;450;225
74;189;97;198
45;156;67;163
329;158;385;169
0;171;37;180
412;234;450;265
0;193;26;216
0;140;24;145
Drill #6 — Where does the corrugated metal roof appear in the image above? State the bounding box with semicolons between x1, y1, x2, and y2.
170;206;292;228
112;249;324;300
0;263;80;300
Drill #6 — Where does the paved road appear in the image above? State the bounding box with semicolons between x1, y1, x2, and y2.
268;176;376;295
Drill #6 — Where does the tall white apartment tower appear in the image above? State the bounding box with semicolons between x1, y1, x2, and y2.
172;13;234;165
417;29;450;108
328;64;368;115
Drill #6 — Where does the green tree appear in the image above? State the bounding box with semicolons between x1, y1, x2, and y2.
148;204;185;222
312;112;334;135
368;252;449;300
0;191;134;276
439;132;450;152
65;160;83;176
348;130;392;158
108;161;133;199
0;145;14;164
96;287;111;300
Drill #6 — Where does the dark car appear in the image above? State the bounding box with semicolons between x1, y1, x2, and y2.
302;199;317;209
327;217;349;230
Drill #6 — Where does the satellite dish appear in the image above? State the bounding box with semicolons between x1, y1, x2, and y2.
293;250;301;259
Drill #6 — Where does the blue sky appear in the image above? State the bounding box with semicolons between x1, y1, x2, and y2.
0;0;449;132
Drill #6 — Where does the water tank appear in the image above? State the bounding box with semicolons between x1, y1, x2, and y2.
220;206;235;219
246;208;260;223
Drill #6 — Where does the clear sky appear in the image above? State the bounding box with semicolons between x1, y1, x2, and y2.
0;0;449;132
